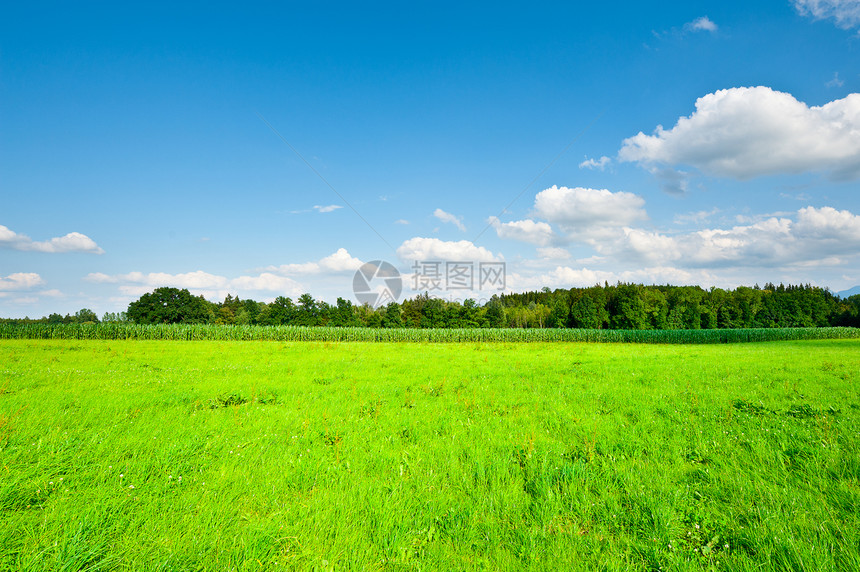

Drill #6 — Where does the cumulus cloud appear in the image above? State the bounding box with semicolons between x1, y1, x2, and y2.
397;237;501;262
685;16;718;32
484;183;860;288
433;209;466;232
533;186;647;237
0;225;104;254
610;228;683;263
619;87;860;180
0;273;45;291
313;204;342;213
488;217;556;246
579;156;611;170
272;248;363;275
794;205;860;242
794;0;860;29
597;206;860;269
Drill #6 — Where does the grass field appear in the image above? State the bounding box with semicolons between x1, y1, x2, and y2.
1;339;858;571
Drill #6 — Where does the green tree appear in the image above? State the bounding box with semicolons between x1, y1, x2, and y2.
569;294;601;329
295;293;321;326
546;295;570;328
641;289;668;329
74;308;99;324
127;288;211;324
608;284;647;330
459;299;481;328
421;297;444;328
380;302;404;328
483;296;506;328
101;311;128;323
331;298;361;327
262;296;296;325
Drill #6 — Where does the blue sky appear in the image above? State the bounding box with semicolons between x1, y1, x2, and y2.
2;0;859;317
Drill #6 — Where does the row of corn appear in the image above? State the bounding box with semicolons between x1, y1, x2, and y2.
0;323;857;343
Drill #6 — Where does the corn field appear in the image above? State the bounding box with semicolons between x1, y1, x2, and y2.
0;323;857;343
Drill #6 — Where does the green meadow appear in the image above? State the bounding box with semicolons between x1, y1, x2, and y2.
1;339;858;571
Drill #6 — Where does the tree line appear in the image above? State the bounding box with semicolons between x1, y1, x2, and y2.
6;282;856;329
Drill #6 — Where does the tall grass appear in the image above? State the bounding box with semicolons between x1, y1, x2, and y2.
1;339;858;570
0;323;857;343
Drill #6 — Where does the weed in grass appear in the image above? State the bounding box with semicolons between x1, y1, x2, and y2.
208;392;247;408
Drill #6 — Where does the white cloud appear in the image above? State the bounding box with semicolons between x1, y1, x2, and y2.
610;228;683;263
86;269;304;300
88;270;228;289
0;226;17;242
734;211;793;224
397;237;501;262
536;247;572;260
595;206;860;269
795;205;860;243
394;219;410;225
779;192;812;201
685;16;718;32
826;72;845;88
31;232;105;254
0;225;104;254
86;248;370;303
506;265;710;292
533;186;647;236
619;87;860;180
488;217;556;246
508;267;615;291
0;273;45;291
794;0;860;29
318;248;365;272
84;273;116;284
272;248;363;275
229;273;305;292
313;204;343;213
433;208;466;232
579;156;611;170
674;208;721;225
